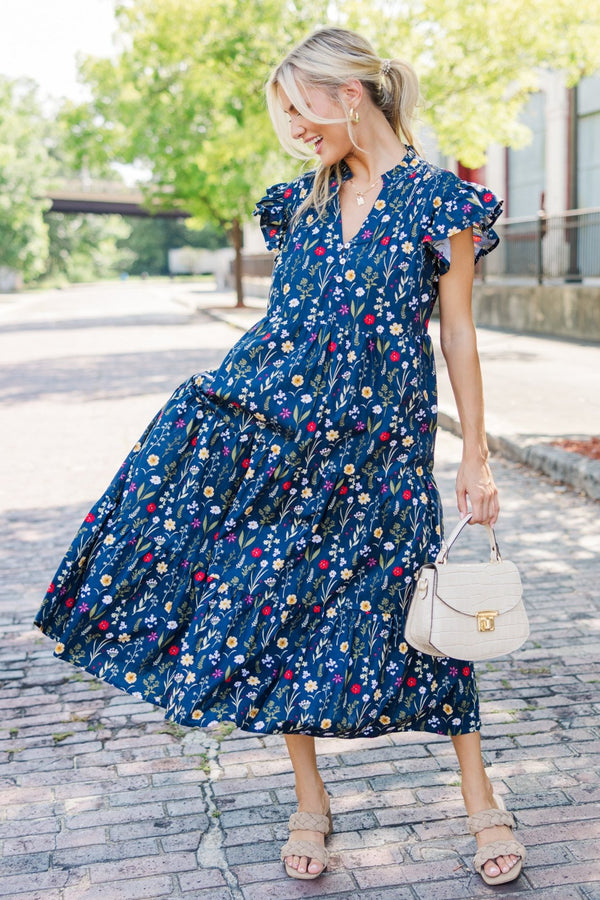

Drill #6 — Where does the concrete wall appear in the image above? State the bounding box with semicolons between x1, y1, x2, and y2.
472;283;600;342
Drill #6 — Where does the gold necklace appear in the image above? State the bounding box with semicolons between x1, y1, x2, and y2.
350;176;381;206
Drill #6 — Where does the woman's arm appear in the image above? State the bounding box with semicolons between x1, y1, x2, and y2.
437;227;499;526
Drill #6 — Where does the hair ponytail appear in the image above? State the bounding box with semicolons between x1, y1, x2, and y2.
265;27;421;221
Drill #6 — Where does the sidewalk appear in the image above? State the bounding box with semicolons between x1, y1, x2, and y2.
189;289;600;501
1;282;599;900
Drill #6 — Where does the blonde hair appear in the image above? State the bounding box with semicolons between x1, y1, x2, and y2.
266;27;420;221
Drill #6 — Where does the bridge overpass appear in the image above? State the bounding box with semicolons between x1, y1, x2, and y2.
45;180;190;218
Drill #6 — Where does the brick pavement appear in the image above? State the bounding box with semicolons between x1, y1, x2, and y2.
1;282;599;899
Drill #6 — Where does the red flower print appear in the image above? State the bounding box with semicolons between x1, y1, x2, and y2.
307;421;317;432
65;597;75;608
483;192;493;202
98;620;109;631
284;187;293;198
312;604;321;613
85;513;95;523
462;666;471;676
47;583;55;594
423;234;432;243
147;503;156;513
261;333;271;341
339;485;348;495
269;227;278;237
262;605;272;615
424;318;430;329
473;235;482;243
392;566;403;576
143;552;153;563
207;575;215;583
403;489;412;500
169;646;179;656
380;236;390;245
241;458;250;468
191;436;198;446
364;313;375;325
318;560;329;570
379;431;390;441
350;684;361;694
406;676;417;687
194;571;206;582
328;341;337;352
251;547;262;558
284;669;294;679
315;246;326;256
282;481;292;490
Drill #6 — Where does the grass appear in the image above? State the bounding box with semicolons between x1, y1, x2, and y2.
53;731;75;743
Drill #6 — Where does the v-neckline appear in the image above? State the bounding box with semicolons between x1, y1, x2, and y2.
336;145;414;246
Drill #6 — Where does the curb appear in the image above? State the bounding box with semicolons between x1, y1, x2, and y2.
196;303;600;504
438;410;600;503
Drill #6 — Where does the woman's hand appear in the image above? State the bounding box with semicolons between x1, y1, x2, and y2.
456;456;499;526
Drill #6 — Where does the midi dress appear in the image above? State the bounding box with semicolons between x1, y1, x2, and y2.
34;145;503;739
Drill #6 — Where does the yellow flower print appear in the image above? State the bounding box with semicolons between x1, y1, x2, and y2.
399;642;408;653
286;594;298;605
402;241;414;253
271;444;281;455
373;527;383;538
55;642;65;655
443;704;453;715
358;492;370;504
379;715;391;725
321;718;332;729
219;598;231;609
133;441;141;452
124;672;137;684
344;464;355;475
185;672;196;684
277;638;288;649
340;641;349;653
283;283;290;294
249;707;259;718
199;447;209;459
118;634;131;644
347;350;357;362
306;213;315;225
100;575;112;587
360;600;372;613
344;269;356;281
305;680;318;692
203;486;215;498
390;322;403;335
374;199;386;210
248;676;260;686
433;196;442;208
447;226;461;237
164;519;176;532
181;653;194;666
301;487;313;498
147;454;159;466
226;636;238;648
291;374;304;387
104;534;115;545
281;341;294;353
402;436;415;447
326;429;339;441
341;568;353;580
191;710;202;720
273;559;284;570
416;466;423;477
361;386;373;398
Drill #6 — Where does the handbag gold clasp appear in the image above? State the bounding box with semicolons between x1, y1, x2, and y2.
477;610;499;632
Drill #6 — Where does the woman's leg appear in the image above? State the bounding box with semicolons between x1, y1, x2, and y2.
283;734;330;876
452;731;520;879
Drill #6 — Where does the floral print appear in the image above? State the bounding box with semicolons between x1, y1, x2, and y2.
35;145;502;738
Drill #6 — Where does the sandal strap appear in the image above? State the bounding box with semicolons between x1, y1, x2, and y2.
280;838;329;865
288;811;330;833
474;839;526;873
467;807;515;834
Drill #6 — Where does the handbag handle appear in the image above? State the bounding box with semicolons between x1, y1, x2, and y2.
435;512;501;564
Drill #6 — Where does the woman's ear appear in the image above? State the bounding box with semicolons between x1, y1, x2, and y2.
339;79;364;110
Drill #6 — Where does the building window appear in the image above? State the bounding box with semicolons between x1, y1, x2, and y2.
576;74;600;208
507;91;546;217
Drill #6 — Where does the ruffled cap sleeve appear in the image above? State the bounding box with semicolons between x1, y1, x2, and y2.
423;171;503;274
253;182;294;251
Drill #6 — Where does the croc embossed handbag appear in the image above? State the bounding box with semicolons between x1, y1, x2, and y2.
405;513;529;661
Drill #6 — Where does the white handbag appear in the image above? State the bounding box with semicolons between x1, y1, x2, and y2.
405;513;529;661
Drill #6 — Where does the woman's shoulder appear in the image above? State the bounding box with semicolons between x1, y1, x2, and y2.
253;169;316;250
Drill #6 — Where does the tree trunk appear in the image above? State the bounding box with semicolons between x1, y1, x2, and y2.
231;217;244;308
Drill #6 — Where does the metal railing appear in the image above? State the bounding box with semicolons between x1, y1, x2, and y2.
493;207;600;282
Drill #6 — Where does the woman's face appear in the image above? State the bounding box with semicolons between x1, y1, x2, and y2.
277;82;354;167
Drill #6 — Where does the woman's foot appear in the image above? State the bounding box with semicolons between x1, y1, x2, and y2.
462;777;521;880
282;782;331;878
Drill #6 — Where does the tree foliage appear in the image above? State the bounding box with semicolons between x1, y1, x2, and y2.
0;77;51;280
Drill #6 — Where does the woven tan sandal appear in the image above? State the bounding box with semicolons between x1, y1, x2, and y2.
280;805;333;880
468;794;526;886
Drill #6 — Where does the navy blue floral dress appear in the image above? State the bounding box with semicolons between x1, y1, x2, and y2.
35;145;502;738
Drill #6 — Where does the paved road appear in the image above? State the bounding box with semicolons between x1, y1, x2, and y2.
1;282;599;899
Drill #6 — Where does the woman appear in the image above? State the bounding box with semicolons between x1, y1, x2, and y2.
35;26;525;888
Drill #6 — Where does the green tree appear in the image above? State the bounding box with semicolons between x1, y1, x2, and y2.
119;217;228;276
44;212;134;283
0;77;51;282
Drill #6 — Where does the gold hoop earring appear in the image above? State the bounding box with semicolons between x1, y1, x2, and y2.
349;107;360;124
